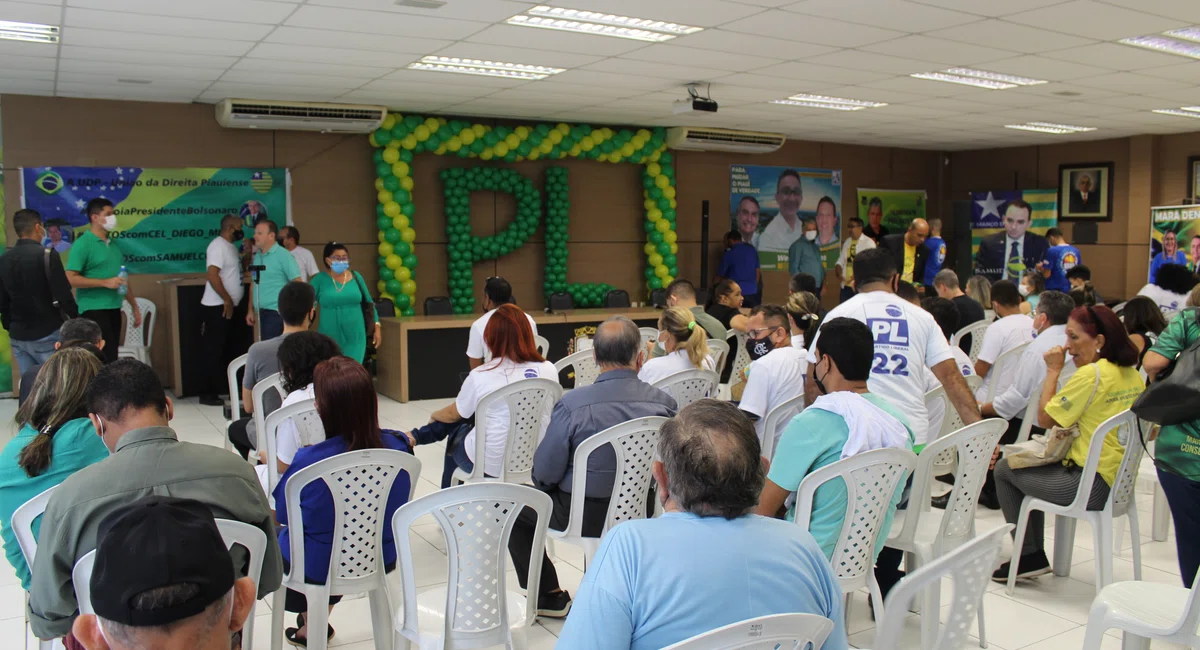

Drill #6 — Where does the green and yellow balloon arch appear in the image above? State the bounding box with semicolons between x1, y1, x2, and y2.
369;113;680;316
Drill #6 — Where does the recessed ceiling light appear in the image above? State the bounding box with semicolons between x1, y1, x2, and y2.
1119;35;1200;59
1005;122;1096;134
770;99;864;111
407;56;565;80
505;5;702;42
1163;27;1200;43
943;68;1047;86
1152;107;1200;118
910;68;1046;90
770;93;887;111
0;20;58;44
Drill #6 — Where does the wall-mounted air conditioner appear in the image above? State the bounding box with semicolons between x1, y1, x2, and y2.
666;127;786;154
215;99;387;134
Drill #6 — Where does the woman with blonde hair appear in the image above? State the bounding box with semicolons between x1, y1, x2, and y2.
638;306;714;385
966;274;992;310
0;346;107;589
785;291;821;350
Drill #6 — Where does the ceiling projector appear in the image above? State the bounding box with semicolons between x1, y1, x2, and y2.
673;83;718;115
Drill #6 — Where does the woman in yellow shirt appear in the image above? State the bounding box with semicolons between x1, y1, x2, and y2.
992;304;1144;583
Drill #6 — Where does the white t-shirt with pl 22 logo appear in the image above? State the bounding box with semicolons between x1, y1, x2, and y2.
808;291;955;446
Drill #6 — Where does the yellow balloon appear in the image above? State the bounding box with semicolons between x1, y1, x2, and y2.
401;227;416;243
600;127;613;139
460;129;475;145
663;186;676;199
621;143;635;157
637;128;651;140
377;190;393;204
649;253;663;267
447;137;462;152
374;178;385;192
382;148;400;164
378;241;394;257
655;219;670;233
655;174;670;189
436;116;447;126
669;198;677;209
424;117;439;131
579;137;594;151
378;280;387;293
385;254;403;270
515;126;530;138
647;162;661;176
528;150;540;160
377;230;387;243
434;145;447;155
644;242;656;255
669;242;679;254
557;123;571;135
539;141;553;154
368;133;379;148
382;114;396;130
383;201;400;218
664;230;678;244
655;264;669;278
650;150;662;162
473;124;487;137
400;176;414;191
480;149;494;161
494;142;509;156
414;125;430;141
662;275;674;285
648;208;662;221
396;266;412;282
547;130;563;144
505;133;520;148
569;145;582;157
401;134;417;149
392;161;410;177
392;214;410;230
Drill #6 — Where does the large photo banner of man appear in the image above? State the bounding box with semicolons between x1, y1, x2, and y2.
1149;205;1200;283
729;165;842;273
971;190;1058;283
21;166;289;275
855;189;926;241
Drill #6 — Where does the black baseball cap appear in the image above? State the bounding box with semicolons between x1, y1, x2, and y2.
90;496;235;627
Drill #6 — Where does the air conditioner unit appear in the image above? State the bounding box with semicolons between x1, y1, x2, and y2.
215;99;387;134
666;127;786;154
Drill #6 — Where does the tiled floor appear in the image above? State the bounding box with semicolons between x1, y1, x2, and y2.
0;393;1190;649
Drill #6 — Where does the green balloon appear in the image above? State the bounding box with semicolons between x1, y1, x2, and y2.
386;279;403;295
403;254;418;269
657;242;671;255
404;115;423;128
376;163;393;178
649;277;663;290
395;294;411;310
649;186;663;200
649;231;664;244
390;124;409;139
385;228;402;244
663;254;677;267
372;150;384;164
380;268;395;282
376;216;392;231
399;148;413;163
383;176;401;192
393;241;411;257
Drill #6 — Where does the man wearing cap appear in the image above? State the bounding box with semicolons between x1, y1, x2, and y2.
28;359;281;643
71;496;257;650
467;277;538;368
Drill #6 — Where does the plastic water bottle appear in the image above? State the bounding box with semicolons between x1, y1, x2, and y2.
117;266;128;297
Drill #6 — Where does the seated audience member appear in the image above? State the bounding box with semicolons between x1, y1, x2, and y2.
70;497;258;650
920;297;976;448
28;359;282;643
715;230;761;309
738;305;807;452
18;318;105;405
933;269;985;354
1187;283;1200;309
1066;265;1103;304
266;331;341;483
969;291;1073;510
974;280;1034;402
706;279;749;333
965;274;992;311
1019;269;1045;315
1121;295;1168;364
790;273;829;322
1070;285;1098;307
274;357;413;645
650;279;725;357
228;282;316;460
409;304;557;488
467;277;538;369
756;318;912;558
896;280;920;305
507;317;676;618
0;348;106;590
557;400;848;650
785;291;821;350
1138;262;1196;320
638;306;714;385
993;306;1143;582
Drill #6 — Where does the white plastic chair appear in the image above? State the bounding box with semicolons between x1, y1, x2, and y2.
1082;570;1200;650
652;369;719;410
548;416;667;567
639;326;659;349
707;338;730;373
451;378;561;486
950;320;990;365
12;486;63;650
662;613;835;650
726;329;752;384
262;397;324;495
872;524;1014;650
1005;410;1145;595
271;448;422;650
251;372;285;457
928;375;983;478
224;353;249;452
982;341;1030;403
554;349;602;389
885;419;1008;648
759;393;805;462
533;335;549;359
118;296;156;363
983;309;995;322
391;483;552;650
794;447;916;633
73;520;268;650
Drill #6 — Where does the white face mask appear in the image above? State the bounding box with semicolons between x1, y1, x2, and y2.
102;215;118;232
1018;284;1031;297
804;230;818;241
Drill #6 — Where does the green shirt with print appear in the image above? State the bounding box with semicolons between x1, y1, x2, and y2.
1148;310;1200;477
253;243;301;312
65;230;124;312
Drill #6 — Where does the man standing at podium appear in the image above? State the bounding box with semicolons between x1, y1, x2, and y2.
199;215;246;407
246;219;300;341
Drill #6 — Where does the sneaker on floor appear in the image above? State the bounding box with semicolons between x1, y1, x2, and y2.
537;590;572;618
991;551;1052;583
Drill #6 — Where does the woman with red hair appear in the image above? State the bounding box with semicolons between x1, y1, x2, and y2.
408;303;556;487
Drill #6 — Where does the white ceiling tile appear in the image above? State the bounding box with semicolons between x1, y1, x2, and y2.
1140;87;1200;105
705;83;824;103
981;55;1112;81
57;59;225;81
1137;63;1200;83
782;0;982;32
55;74;211;91
515;80;647;100
1069;72;1194;94
427;43;602;70
581;59;725;83
357;79;498;98
262;27;450;55
57;45;239;69
858;76;968;97
217;70;365;92
0;0;64;24
247;43;418;68
0;40;58;58
924;19;1097;54
228;58;393;80
1042;42;1195;71
902;97;997;113
860;35;1019;65
616;44;781;73
0;67;53;81
669;29;837;60
721;10;906;48
464;24;651;56
63;8;274;41
802;50;940;75
732;61;896;85
0;79;54;94
307;0;536;22
1090;95;1176;110
58;86;198;102
713;72;832;93
539;0;763;27
331;93;460;112
376;67;530;89
1004;1;1187;40
201;83;343;103
894;0;1069;18
816;85;928;104
1096;0;1200;22
63;30;255;56
940;88;1062;105
0;55;57;72
1032;100;1143;116
284;5;488;39
539;69;677;91
65;0;297;24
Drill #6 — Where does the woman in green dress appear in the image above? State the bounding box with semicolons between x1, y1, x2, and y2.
310;242;380;363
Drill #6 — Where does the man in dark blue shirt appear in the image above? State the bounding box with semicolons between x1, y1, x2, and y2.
717;230;762;307
507;316;677;618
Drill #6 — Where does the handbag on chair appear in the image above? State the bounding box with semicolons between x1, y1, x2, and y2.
1004;364;1100;470
1132;309;1200;425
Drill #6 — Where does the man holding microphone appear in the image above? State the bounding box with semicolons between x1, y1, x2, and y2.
65;198;140;364
199;214;247;406
246;219;300;341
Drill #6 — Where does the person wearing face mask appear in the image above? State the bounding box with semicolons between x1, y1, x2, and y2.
1018;269;1044;316
737;304;807;453
786;220;825;293
0;209;79;375
198;214;247;406
649;279;725;360
756;317;912;559
310;242;379;364
65;198;140;364
637;306;714;385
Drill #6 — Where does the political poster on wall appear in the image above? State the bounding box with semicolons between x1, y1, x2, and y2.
970;190;1058;283
855;189;926;240
1149;204;1200;283
729;165;842;272
21;166;290;275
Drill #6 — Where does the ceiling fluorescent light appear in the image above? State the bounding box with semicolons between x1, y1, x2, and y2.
506;6;702;42
770;99;865;111
910;72;1015;90
407;56;564;80
1119;35;1200;59
0;20;58;44
942;68;1047;86
782;93;886;108
1152;108;1200;118
1163;27;1200;43
1005;122;1096;134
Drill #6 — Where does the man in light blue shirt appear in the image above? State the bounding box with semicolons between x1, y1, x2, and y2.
246;219;301;340
557;399;847;650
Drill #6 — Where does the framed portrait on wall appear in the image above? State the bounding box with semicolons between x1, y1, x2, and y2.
1189;155;1200;203
1058;162;1113;221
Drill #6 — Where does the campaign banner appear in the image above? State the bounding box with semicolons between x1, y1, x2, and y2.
1149;204;1200;281
855;189;926;235
730;164;842;271
21;166;289;274
970;189;1057;257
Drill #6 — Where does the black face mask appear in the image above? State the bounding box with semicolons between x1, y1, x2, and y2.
745;333;773;360
813;355;830;395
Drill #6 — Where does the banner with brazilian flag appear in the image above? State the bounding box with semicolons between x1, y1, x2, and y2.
969;189;1058;258
21;167;289;274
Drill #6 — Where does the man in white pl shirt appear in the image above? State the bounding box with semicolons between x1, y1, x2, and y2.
973;280;1033;403
467;277;538;369
199;214;246;407
279;226;319;282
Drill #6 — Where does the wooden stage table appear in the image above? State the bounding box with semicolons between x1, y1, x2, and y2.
376;307;661;403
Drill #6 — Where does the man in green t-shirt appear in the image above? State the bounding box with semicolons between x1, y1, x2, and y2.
246;219;301;340
65;198;140;364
